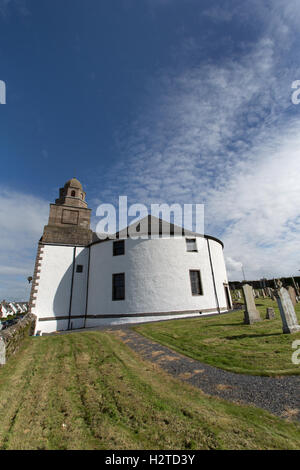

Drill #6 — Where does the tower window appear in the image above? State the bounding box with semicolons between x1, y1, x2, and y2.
186;238;197;252
112;273;125;301
71;190;76;197
113;240;125;256
76;265;83;273
189;270;203;295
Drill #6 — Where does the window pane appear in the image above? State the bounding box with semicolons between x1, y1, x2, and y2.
190;270;203;295
113;240;125;256
186;238;197;252
113;273;125;300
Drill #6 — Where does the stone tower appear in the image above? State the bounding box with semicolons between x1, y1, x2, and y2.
41;178;92;246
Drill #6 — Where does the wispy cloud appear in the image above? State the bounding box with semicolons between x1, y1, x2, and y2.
0;188;48;300
0;0;29;19
92;1;300;280
202;5;234;23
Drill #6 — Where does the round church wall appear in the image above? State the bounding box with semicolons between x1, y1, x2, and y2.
86;236;230;326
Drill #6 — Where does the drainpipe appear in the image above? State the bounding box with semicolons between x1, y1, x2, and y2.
207;238;221;314
67;247;76;330
83;246;91;329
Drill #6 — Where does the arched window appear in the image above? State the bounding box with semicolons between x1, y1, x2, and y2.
71;190;76;197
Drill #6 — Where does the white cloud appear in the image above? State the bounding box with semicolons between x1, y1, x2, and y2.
92;2;300;281
225;256;243;274
210;122;300;279
0;266;31;275
0;188;48;300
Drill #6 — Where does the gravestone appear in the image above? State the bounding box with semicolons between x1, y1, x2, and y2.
242;284;262;324
276;287;300;334
267;288;273;297
287;286;297;307
266;307;275;320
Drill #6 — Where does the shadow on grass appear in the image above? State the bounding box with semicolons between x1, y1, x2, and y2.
203;322;245;328
225;332;282;340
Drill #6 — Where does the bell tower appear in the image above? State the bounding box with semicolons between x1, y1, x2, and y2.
41;178;93;246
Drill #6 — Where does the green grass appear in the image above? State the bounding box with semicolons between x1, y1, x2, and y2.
0;330;299;449
134;298;300;376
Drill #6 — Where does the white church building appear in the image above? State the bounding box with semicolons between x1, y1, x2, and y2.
29;178;232;335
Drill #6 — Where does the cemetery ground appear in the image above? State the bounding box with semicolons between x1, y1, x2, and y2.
134;297;300;376
0;328;299;450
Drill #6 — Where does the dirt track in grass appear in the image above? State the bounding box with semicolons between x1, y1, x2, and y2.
111;326;300;421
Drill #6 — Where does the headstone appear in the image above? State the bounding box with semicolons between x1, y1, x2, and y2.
266;307;275;320
287;286;297;307
292;278;300;297
242;284;262;324
270;289;276;301
267;288;273;297
276;287;300;334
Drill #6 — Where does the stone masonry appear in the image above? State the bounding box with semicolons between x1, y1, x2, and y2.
42;178;92;246
0;314;36;365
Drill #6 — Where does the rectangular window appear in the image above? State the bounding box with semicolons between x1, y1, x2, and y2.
186;238;197;252
113;240;125;256
189;270;203;295
76;265;83;273
112;273;125;301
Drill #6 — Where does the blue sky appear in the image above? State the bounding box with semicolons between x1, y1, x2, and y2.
1;0;300;300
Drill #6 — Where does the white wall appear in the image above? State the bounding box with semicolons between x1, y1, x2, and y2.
33;236;230;334
86;236;224;324
33;245;89;334
70;247;89;318
208;239;232;309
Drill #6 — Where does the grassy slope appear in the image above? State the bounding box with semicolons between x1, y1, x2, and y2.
0;331;299;450
134;298;300;376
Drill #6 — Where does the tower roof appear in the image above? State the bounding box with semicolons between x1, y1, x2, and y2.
64;178;83;190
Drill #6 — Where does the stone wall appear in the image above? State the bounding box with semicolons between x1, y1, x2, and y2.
0;314;36;365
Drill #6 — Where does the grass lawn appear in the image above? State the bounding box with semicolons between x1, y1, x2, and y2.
0;330;299;449
134;298;300;376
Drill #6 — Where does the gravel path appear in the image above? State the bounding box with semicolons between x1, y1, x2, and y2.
110;327;300;421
